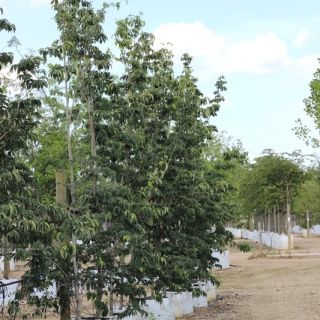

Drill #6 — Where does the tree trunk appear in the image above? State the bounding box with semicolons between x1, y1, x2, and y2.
64;59;82;320
109;273;114;317
59;284;71;320
306;210;310;238
119;253;125;310
249;214;254;232
287;203;292;250
56;170;72;320
3;236;10;280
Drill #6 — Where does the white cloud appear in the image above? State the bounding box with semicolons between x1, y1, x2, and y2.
153;22;291;76
292;29;312;48
153;22;319;79
29;0;51;7
290;54;319;76
209;32;292;74
0;0;51;8
153;22;227;58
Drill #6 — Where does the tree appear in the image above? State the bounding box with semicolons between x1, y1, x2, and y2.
293;60;320;228
0;5;101;320
94;12;233;311
240;150;308;233
292;167;320;226
294;59;320;149
0;6;51;278
203;132;250;227
2;3;238;319
33;0;114;318
0;9;84;320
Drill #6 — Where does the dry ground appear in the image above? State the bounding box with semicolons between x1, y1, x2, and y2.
3;235;320;320
187;235;320;320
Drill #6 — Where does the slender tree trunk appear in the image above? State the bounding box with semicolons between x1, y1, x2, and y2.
287;203;292;250
86;98;105;319
109;274;114;317
286;184;292;250
281;204;285;234
87;100;97;159
249;214;253;232
306;210;310;238
119;253;125;310
95;266;103;319
3;236;10;280
59;287;71;320
64;57;82;320
56;170;72;320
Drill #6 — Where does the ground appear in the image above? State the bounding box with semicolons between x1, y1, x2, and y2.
4;235;320;320
186;235;320;320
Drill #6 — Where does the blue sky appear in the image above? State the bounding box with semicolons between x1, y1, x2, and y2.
1;0;320;161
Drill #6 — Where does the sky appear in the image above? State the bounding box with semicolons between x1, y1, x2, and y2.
1;0;320;161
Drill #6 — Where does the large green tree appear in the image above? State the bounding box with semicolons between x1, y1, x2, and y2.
294;59;320;148
240;150;308;232
203;132;249;227
0;7;53;273
292;167;320;226
0;9;83;320
102;14;233;296
2;2;238;320
293;59;320;228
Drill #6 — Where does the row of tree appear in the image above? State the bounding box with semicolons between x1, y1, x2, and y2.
0;1;241;319
212;141;320;231
2;1;320;319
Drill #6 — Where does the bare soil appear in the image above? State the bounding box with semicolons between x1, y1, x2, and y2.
3;235;320;320
187;235;320;320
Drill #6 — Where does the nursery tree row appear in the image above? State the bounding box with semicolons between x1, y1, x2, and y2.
0;1;236;319
3;1;320;318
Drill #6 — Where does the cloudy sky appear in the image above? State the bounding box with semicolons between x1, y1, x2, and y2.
1;0;320;160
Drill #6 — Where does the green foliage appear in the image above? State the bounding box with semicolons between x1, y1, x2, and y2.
0;9;53;244
239;150;308;216
237;242;253;253
294;60;320;148
1;2;236;319
292;167;320;226
203;132;249;224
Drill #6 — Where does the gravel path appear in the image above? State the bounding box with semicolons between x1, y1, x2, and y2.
187;235;320;320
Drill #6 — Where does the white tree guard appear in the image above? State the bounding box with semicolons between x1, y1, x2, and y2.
211;249;230;269
205;281;216;302
165;292;183;318
32;280;57;298
0;257;15;272
226;227;242;238
191;282;207;308
113;307;133;320
292;225;302;233
293;224;320;235
162;296;175;315
134;299;175;320
180;291;193;314
226;227;294;249
0;278;19;306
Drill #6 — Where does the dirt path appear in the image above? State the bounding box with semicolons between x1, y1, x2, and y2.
187;235;320;320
